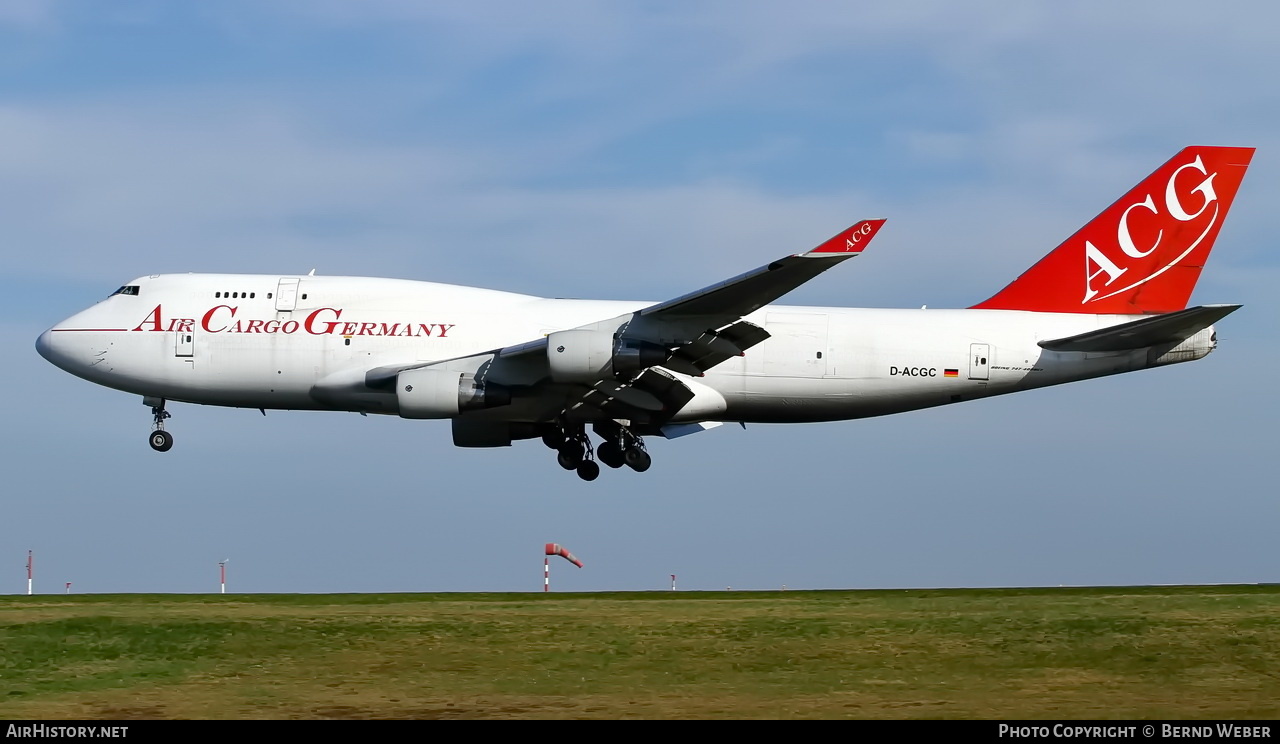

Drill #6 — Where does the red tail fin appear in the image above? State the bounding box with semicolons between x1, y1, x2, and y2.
972;146;1254;314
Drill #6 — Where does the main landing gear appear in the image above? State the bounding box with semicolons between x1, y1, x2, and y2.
543;424;600;482
145;397;173;452
542;422;651;481
596;428;651;472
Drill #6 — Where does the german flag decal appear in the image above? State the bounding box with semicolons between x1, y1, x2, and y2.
944;369;959;378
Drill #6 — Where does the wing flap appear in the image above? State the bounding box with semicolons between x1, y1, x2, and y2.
591;379;665;412
1038;304;1241;352
666;320;771;375
631;367;696;413
574;368;695;423
660;421;724;439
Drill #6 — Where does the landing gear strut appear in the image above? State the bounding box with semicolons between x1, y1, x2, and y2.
146;397;173;452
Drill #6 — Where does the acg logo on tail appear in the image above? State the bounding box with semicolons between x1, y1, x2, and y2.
1083;156;1220;304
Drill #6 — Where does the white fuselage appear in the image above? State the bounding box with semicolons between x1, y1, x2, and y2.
37;273;1216;427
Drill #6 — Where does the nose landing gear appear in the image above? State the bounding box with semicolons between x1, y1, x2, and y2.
149;430;173;452
146;397;173;452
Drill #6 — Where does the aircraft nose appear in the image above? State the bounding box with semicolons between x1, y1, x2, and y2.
35;327;77;372
35;329;56;363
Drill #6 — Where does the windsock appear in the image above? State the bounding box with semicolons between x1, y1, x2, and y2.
545;543;583;568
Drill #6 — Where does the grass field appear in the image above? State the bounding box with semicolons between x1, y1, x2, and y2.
1;585;1278;719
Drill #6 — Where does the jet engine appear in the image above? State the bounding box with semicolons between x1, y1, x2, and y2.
396;367;511;419
546;329;668;383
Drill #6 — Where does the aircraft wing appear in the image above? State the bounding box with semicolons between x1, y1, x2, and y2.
639;218;886;323
374;219;886;428
501;218;885;375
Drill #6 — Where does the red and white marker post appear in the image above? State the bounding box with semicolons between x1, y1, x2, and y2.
218;559;229;594
26;551;33;596
543;543;583;591
671;574;676;591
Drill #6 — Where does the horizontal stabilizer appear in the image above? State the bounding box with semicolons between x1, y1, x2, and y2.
1038;304;1241;353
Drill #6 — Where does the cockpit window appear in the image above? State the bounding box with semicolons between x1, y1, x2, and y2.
110;285;140;297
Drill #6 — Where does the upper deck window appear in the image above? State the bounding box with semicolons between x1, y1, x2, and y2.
110;285;140;297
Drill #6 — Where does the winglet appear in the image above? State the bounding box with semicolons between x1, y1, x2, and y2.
807;219;887;255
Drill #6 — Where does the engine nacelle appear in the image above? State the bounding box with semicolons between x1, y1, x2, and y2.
546;329;668;383
396;367;512;419
547;329;613;383
452;419;540;448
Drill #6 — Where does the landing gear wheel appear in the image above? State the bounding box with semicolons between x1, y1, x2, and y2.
146;397;173;452
557;450;580;470
542;430;564;449
596;441;624;468
576;460;600;481
560;439;585;460
624;447;651;473
149;430;173;452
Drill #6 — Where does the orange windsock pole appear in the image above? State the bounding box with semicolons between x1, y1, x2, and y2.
544;543;584;591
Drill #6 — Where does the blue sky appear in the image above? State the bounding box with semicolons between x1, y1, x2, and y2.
3;1;1278;593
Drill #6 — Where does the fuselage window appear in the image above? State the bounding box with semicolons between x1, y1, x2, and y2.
215;292;221;298
110;285;140;297
250;292;255;298
301;293;308;300
267;292;273;299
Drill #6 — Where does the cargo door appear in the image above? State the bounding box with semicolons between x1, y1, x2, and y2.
763;313;830;378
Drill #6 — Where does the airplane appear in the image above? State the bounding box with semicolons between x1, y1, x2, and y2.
36;145;1253;482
